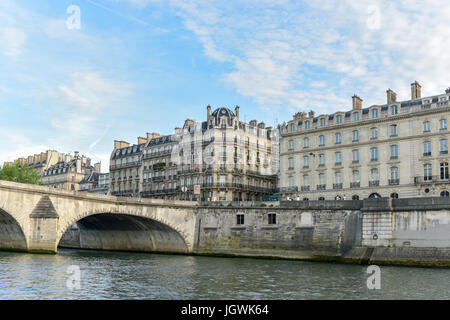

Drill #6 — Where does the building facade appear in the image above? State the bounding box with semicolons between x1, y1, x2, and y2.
41;153;99;191
109;106;279;201
79;172;109;195
279;82;450;200
4;150;73;176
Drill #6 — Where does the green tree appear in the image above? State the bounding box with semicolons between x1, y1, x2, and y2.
0;163;42;185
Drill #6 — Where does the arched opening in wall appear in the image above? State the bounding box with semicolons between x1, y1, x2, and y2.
368;193;381;199
440;190;449;197
58;213;188;253
0;208;27;251
352;195;360;200
318;197;325;201
390;193;399;199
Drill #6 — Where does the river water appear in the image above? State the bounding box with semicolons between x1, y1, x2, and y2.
0;249;448;300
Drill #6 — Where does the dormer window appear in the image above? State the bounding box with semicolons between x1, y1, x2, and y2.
320;118;326;127
305;121;310;129
336;115;342;124
290;123;296;132
371;108;378;118
391;105;398;115
353;112;359;121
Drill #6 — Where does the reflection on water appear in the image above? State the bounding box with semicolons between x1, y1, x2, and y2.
0;249;449;299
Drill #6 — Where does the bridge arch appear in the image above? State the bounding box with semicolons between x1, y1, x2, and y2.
57;210;189;253
0;207;28;251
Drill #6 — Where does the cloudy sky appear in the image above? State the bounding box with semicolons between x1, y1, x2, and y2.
1;0;450;170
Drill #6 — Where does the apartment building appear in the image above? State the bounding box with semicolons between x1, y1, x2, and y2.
279;81;450;200
109;106;279;201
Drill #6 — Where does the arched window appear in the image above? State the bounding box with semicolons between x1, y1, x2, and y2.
352;195;360;200
369;193;381;198
390;193;399;199
318;197;325;201
440;190;449;197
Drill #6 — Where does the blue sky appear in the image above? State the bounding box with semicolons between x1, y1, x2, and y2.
2;0;450;170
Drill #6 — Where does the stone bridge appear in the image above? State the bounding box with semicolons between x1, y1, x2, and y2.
0;180;198;253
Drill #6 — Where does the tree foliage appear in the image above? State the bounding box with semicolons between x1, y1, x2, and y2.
0;163;42;184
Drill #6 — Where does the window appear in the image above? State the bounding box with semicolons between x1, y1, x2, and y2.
305;121;310;129
353;112;360;121
335;152;342;164
390;167;399;183
319;154;325;166
352;195;360;200
289;176;294;187
320;118;326;127
371;128;378;139
352;150;359;162
390;193;399;199
288;140;294;150
440;191;449;197
290;123;296;132
335;132;342;144
390;145;398;159
352;130;359;142
304;175;310;187
353;170;360;183
336;115;343;124
268;213;277;225
304;137;310;148
440;119;447;130
304;156;310;167
335;172;342;184
391;105;398;115
440;162;449;180
319;173;326;185
390;124;398;137
424;164;432;181
319;135;325;146
371;147;378;161
236;214;245;225
371;168;379;181
424;121;430;132
288;157;294;169
440;139;448;154
424;141;431;156
372;108;378;118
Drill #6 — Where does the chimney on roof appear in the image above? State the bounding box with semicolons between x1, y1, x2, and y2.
411;81;422;100
138;136;147;144
94;162;101;173
146;132;160;141
114;140;130;149
235;105;240;121
207;105;211;121
352;95;363;110
386;89;397;105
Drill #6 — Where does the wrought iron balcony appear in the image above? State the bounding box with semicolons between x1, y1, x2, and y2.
388;179;400;185
369;180;379;187
350;182;360;188
333;183;342;189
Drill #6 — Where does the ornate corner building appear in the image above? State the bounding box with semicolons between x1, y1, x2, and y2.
109;106;279;201
279;81;450;200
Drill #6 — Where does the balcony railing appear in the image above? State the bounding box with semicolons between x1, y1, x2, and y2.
369;180;379;187
280;186;298;193
316;184;326;190
389;179;400;185
414;176;450;184
350;182;360;188
333;183;342;189
301;186;310;191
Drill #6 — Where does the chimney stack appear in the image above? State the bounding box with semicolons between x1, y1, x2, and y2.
94;162;101;173
114;140;130;149
387;89;397;105
207;105;211;120
138;136;147;144
235;105;240;121
411;81;422;100
352;95;363;110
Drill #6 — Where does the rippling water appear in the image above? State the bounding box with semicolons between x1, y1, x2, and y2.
0;249;448;299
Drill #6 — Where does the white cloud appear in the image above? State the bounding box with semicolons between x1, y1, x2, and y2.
171;0;450;117
0;27;27;60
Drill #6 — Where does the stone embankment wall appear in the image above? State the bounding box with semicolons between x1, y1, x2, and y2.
195;198;450;267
